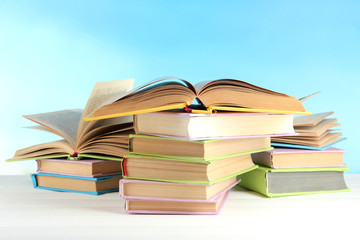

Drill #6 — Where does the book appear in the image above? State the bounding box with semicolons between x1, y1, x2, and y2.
124;190;229;215
119;177;240;201
130;134;272;160
36;159;122;177
8;79;135;161
238;166;350;197
31;172;122;195
271;112;344;149
252;147;347;168
134;112;297;140
122;153;258;185
84;77;310;121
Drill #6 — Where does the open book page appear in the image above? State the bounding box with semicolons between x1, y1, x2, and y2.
23;109;83;149
294;112;334;127
194;79;289;96
24;125;59;135
95;77;194;109
299;91;321;102
83;77;197;120
77;79;134;141
12;140;74;160
77;120;133;148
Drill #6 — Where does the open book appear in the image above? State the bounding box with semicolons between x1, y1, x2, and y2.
8;79;135;161
84;77;310;121
271;112;344;150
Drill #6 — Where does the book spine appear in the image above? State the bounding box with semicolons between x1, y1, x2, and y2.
122;158;128;176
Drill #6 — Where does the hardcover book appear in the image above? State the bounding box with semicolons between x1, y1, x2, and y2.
238;166;350;197
122;153;258;185
119;177;240;201
130;134;272;161
36;159;123;177
124;190;229;215
134;112;298;140
251;147;346;168
31;172;122;195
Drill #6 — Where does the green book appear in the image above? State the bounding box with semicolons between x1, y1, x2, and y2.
239;166;350;197
129;134;273;162
122;153;258;185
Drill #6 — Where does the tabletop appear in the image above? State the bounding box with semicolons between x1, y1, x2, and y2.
1;175;359;240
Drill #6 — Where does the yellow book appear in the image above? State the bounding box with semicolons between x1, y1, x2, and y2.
84;77;310;121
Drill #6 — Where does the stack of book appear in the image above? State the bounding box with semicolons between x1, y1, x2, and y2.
118;111;300;214
32;158;122;195
239;112;350;197
80;77;312;213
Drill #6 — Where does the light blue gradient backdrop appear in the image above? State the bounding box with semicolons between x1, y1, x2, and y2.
1;0;359;174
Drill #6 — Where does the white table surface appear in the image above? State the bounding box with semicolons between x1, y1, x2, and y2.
1;175;359;240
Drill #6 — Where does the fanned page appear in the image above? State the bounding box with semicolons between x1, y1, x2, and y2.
293;112;334;127
84;77;196;121
77;78;134;141
11;140;74;160
23;109;83;149
195;79;307;113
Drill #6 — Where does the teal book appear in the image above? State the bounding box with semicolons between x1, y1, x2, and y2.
239;166;350;197
31;172;122;195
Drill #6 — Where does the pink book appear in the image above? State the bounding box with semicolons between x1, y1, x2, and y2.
119;178;240;202
36;159;122;177
124;190;229;215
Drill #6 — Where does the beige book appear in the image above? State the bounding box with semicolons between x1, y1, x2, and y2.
130;134;271;159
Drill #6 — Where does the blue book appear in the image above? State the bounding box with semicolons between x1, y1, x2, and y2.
31;172;121;195
271;138;346;151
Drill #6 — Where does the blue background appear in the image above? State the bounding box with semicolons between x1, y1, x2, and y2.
1;0;359;174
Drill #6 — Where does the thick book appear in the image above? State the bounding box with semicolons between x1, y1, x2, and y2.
124;190;229;215
8;79;135;161
130;134;272;160
271;112;344;149
84;77;310;121
122;153;258;185
119;177;240;201
238;166;350;197
36;159;122;177
251;147;347;168
134;112;298;140
31;172;122;195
